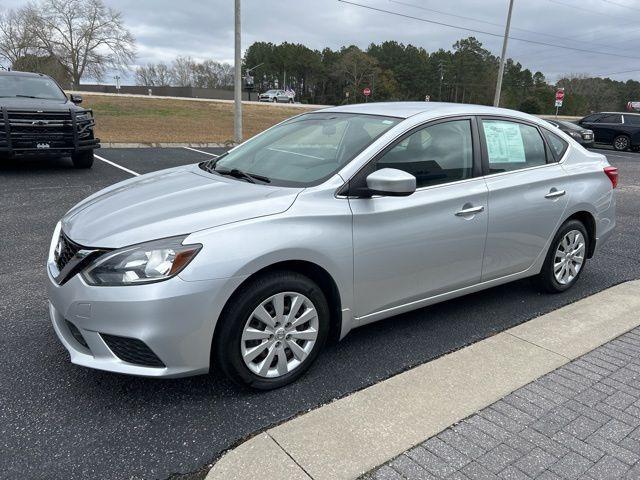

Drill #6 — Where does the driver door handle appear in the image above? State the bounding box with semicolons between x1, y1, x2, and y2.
545;189;566;199
455;205;484;216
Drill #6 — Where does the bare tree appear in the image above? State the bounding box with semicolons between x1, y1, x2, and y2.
170;56;195;87
135;61;172;87
27;0;135;87
0;7;37;67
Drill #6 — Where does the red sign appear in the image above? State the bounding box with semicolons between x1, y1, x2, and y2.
363;87;371;97
555;89;565;101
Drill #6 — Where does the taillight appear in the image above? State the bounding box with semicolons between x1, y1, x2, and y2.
604;166;618;189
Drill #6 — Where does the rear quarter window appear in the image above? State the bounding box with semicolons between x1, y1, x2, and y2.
542;129;568;161
623;115;640;125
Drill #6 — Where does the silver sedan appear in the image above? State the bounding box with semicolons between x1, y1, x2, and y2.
47;102;617;389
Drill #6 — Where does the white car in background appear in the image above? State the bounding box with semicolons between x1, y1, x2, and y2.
259;89;294;103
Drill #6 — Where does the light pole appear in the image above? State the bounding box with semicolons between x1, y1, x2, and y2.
234;0;242;143
493;0;515;107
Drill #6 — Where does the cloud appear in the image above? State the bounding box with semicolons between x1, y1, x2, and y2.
3;0;640;82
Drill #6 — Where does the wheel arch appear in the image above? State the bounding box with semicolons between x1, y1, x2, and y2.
563;210;597;258
212;260;344;352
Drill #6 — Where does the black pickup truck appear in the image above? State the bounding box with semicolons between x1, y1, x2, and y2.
0;70;99;168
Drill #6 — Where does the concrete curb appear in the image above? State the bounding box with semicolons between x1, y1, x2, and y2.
205;280;640;480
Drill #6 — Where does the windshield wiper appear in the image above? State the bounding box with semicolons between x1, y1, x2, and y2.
214;167;271;184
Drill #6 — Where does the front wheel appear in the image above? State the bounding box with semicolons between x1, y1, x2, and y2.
71;149;94;169
213;272;329;389
272;97;278;103
613;135;630;151
535;219;589;293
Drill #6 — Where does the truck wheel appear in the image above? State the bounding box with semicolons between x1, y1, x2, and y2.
72;150;94;169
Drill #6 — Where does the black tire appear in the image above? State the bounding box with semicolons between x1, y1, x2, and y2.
71;149;94;169
272;97;278;103
288;98;294;104
213;271;329;390
613;135;630;151
534;219;589;293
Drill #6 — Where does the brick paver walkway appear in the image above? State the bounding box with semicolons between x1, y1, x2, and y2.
364;327;640;480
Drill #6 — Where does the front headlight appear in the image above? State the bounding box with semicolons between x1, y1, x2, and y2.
75;111;92;122
82;236;202;286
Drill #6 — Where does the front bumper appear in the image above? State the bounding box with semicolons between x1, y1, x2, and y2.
47;266;242;378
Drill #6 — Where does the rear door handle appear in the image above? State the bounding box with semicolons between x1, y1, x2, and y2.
455;205;484;216
545;189;566;199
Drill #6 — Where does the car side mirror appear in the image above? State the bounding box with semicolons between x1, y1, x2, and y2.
70;94;83;104
365;168;416;197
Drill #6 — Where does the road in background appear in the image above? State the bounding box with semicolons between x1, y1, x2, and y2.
0;147;638;480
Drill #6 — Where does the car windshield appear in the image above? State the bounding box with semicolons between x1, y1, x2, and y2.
265;90;278;94
0;75;66;100
202;112;401;187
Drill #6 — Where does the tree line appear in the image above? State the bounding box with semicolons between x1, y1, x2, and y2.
2;0;640;116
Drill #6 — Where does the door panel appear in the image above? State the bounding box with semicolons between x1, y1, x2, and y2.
350;178;488;318
482;164;568;280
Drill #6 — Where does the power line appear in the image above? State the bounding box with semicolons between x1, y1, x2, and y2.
338;0;640;61
389;0;622;49
598;0;640;13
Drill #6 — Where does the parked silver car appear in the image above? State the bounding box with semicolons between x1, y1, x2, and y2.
48;102;617;389
258;89;293;103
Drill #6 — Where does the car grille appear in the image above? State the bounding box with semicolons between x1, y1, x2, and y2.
65;320;89;350
0;110;75;152
0;108;97;155
54;233;82;272
101;334;166;368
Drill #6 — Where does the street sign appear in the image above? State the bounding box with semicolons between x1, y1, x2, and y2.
363;87;371;97
555;89;565;101
555;100;563;107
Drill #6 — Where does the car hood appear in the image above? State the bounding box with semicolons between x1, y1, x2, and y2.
0;97;83;111
62;164;303;248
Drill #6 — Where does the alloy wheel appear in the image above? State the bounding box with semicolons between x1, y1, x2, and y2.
240;292;319;378
614;136;630;150
553;230;586;285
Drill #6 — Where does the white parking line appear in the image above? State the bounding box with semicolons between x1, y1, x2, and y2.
182;146;219;157
94;154;140;176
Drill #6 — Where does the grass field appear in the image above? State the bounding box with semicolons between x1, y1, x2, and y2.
81;94;311;144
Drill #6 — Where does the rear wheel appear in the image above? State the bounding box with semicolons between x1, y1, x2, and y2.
613;135;630;151
71;149;94;169
213;271;329;389
535;219;589;293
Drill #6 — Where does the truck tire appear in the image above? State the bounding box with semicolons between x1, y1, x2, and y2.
72;150;94;169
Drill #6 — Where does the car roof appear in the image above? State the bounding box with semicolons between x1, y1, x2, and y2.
0;70;48;78
318;101;543;122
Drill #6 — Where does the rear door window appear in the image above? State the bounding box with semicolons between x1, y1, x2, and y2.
623;115;640;125
481;119;547;174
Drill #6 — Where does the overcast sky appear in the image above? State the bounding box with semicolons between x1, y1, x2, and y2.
4;0;640;84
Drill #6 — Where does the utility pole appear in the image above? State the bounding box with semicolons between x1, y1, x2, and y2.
234;0;242;143
493;0;515;107
438;61;444;101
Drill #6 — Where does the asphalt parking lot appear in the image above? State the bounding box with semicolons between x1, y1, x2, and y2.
1;146;639;480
